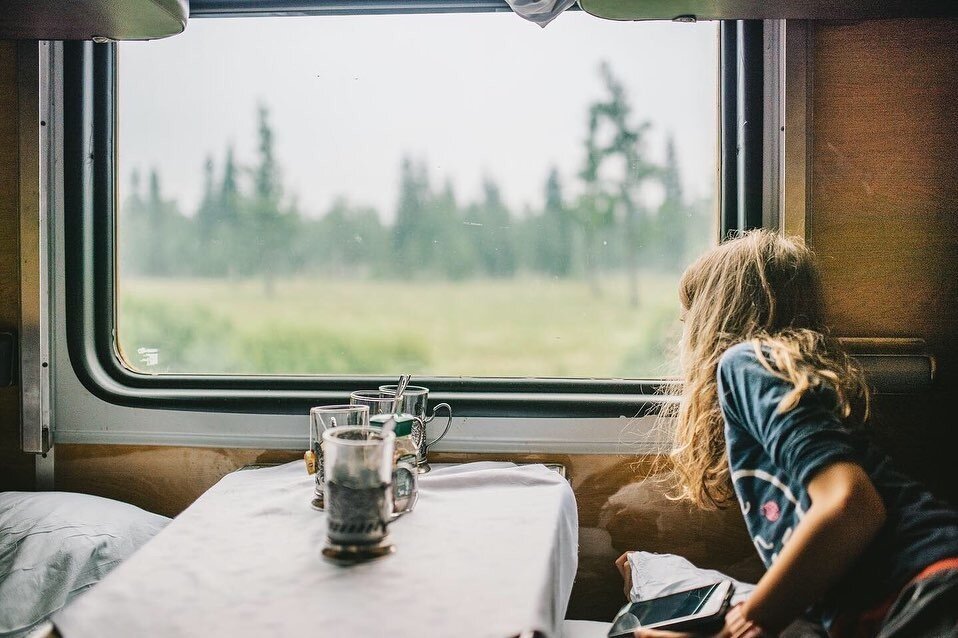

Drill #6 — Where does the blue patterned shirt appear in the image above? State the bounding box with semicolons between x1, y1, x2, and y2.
717;342;958;628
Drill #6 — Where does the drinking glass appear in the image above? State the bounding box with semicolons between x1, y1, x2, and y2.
378;384;430;420
349;389;397;417
309;404;369;511
322;426;395;549
379;384;453;471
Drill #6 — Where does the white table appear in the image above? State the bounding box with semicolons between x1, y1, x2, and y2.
54;461;578;638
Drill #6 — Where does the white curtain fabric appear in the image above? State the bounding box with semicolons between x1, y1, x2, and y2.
505;0;579;27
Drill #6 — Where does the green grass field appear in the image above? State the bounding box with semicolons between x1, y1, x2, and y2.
117;273;684;379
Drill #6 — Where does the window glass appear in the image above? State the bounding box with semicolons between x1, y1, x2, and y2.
116;13;718;378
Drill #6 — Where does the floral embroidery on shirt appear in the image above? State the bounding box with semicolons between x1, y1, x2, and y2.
732;469;805;566
761;500;781;522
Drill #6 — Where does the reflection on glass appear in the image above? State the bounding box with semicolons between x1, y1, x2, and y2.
116;13;718;378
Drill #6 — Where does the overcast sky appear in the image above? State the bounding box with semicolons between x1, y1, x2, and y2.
118;12;718;220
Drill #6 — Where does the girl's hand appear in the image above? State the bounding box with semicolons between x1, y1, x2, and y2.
631;604;766;638
614;552;633;599
721;603;765;637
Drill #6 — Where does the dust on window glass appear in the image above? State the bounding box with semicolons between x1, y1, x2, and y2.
116;13;718;377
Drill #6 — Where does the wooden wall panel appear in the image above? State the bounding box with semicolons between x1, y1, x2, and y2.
55;445;303;517
56;445;762;621
0;40;34;491
809;19;958;501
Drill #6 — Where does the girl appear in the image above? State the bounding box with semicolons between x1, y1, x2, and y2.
617;230;958;638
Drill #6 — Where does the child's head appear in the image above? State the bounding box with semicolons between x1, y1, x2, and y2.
678;229;825;366
668;230;867;509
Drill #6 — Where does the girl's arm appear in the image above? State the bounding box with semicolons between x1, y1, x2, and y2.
633;460;886;638
737;460;887;634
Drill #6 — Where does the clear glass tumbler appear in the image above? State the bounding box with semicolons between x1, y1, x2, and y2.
378;384;453;472
309;404;369;510
349;389;397;417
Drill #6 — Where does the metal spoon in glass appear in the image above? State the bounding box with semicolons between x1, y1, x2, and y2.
378;374;410;435
391;374;411;415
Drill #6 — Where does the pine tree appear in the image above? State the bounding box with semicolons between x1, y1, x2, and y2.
220;145;240;222
574;62;660;304
575;73;619;296
537;167;574;277
392;156;431;277
472;176;516;278
196;156;216;239
601;62;657;306
656;134;688;271
432;180;479;279
246;104;295;294
215;145;243;277
192;155;220;275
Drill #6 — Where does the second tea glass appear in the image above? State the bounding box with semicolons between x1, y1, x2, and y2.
349;390;397;417
378;384;453;472
351;389;423;466
309;404;369;511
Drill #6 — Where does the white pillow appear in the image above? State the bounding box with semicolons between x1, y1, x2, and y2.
0;492;169;638
627;551;756;606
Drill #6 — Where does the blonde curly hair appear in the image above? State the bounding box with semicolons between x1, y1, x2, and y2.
665;230;869;509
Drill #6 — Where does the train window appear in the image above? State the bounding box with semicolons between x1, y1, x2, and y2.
113;13;718;381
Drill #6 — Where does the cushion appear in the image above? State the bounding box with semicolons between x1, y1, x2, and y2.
599;479;765;584
0;492;169;638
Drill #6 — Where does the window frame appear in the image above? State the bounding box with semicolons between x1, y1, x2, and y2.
61;14;749;420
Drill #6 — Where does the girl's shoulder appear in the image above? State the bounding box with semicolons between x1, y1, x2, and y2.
717;339;842;412
715;342;778;416
719;341;762;365
717;341;772;381
717;340;815;400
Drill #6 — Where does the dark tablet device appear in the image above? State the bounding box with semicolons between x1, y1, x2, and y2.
607;581;734;637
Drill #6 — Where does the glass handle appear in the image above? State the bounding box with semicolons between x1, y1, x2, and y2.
424;402;453;449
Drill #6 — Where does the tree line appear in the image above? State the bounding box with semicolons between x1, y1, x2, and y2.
120;63;713;300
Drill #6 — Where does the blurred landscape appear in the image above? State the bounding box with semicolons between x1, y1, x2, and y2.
117;24;717;378
119;275;683;377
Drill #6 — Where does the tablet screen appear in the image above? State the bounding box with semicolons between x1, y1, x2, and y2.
609;583;720;635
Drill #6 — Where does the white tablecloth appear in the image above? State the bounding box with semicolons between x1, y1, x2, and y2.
54;461;578;638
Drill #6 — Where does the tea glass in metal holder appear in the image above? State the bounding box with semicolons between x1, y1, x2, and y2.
351;389;425;464
309;404;369;511
379;384;453;473
321;426;406;562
